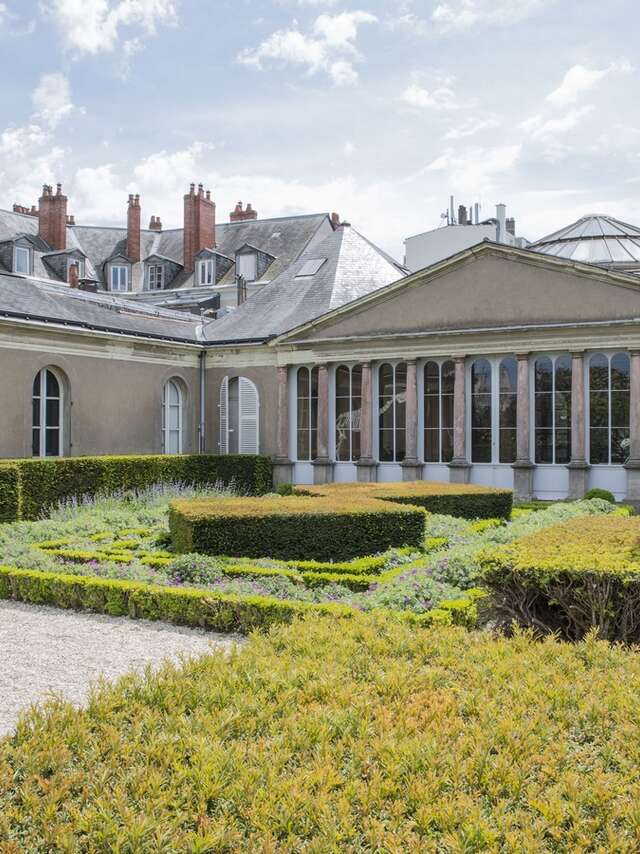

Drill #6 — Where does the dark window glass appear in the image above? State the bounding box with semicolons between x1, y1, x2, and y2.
441;361;454;463
32;368;63;458
296;367;318;460
378;363;406;463
424;361;440;463
535;357;571;464
335;365;362;462
499;358;517;463
45;428;60;457
471;359;492;463
589;353;630;464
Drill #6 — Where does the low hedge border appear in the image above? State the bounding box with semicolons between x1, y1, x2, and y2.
0;453;273;521
0;565;480;632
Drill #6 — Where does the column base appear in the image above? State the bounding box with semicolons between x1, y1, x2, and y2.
625;459;640;505
567;461;590;499
512;460;534;502
312;458;334;485
355;458;378;483
448;459;471;484
401;458;422;482
272;457;294;487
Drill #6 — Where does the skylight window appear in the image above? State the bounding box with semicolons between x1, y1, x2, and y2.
296;258;326;278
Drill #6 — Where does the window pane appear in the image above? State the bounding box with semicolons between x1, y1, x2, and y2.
472;359;491;395
297;367;309;398
590;354;609;391
499;428;517;464
33;371;41;397
32;399;40;428
379;429;394;462
590;428;608;464
555;430;571;464
297;430;310;461
310;367;319;398
555;391;571;429
612;429;630;464
535;393;552;429
499;358;517;395
441;361;455;395
395;363;407;394
45;428;60;457
472;429;492;463
395;428;406;463
472;393;492;429
32;428;40;457
424;362;440;395
46;370;60;398
555;356;572;392
351;365;362;397
424;429;439;463
442;428;453;463
335;394;350;462
611;353;630;390
535;358;553;393
336;365;350;397
590;391;609;429
536;430;553;464
379;364;393;397
46;398;60;428
611;391;630;428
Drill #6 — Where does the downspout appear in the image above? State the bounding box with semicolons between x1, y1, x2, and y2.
198;349;206;453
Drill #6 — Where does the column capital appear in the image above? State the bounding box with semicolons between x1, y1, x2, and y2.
452;354;466;365
516;352;530;361
570;350;585;358
404;357;417;366
629;350;640;358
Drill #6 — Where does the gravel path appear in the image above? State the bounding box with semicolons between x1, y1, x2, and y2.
0;600;242;737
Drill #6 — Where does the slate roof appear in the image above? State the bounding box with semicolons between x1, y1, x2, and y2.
203;225;408;344
0;272;201;343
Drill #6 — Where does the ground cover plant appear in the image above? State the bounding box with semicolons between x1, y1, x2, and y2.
3;614;640;850
0;482;622;630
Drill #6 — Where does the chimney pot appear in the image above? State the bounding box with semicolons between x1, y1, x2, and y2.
229;201;258;222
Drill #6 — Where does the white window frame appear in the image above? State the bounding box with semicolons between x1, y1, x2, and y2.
147;264;165;290
14;245;31;275
587;351;630;466
110;265;129;292
162;379;183;455
423;359;455;464
218;375;260;455
197;258;215;286
296;366;319;462
236;252;257;282
465;356;518;465
32;367;64;458
532;354;572;466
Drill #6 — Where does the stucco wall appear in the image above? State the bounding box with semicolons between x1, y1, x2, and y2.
206;364;278;457
0;324;200;458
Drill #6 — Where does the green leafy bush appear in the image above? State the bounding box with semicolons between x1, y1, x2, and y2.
170;495;426;562
0;454;273;521
480;514;640;641
4;614;640;849
584;487;616;504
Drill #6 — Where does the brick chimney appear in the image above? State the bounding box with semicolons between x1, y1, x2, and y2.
127;194;141;262
149;215;162;231
230;201;258;222
68;262;80;289
506;217;516;237
13;203;39;217
183;183;215;272
330;212;341;230
38;183;68;251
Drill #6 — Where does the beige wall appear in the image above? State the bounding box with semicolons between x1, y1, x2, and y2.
206;364;279;456
0;323;200;458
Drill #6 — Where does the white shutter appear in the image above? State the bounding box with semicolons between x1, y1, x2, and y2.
238;377;259;454
219;376;229;454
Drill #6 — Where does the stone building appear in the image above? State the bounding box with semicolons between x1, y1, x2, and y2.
1;185;640;502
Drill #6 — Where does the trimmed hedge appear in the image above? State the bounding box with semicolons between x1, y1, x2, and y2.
170;495;427;562
299;480;513;520
0;453;272;520
480;515;640;642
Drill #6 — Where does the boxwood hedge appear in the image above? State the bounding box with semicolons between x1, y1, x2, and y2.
3;615;640;850
0;453;272;520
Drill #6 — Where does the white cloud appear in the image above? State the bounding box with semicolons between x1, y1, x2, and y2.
546;61;633;107
432;0;553;29
31;72;75;128
444;116;500;140
0;3;10;25
238;11;377;86
40;0;178;54
343;141;356;156
401;82;459;110
521;105;595;139
425;144;521;194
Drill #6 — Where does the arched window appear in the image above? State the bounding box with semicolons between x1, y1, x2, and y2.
589;353;630;464
378;362;406;462
162;379;183;454
471;359;492;463
296;367;318;461
424;360;454;463
32;367;63;457
534;355;571;464
335;365;362;462
219;376;260;455
499;358;517;463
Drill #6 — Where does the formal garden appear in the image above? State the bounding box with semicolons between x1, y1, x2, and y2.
3;453;640;849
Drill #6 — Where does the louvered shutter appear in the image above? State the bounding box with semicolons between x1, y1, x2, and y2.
219;376;229;454
238;377;259;454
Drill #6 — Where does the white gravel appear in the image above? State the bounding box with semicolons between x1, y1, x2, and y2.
0;600;242;737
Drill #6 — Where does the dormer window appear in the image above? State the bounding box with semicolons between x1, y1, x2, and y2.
197;258;215;286
147;264;164;290
236;252;257;282
14;245;31;275
110;265;129;292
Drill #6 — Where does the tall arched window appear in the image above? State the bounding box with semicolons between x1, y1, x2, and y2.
32;367;63;457
162;379;183;454
219;376;260;455
335;365;362;462
424;360;454;463
378;362;406;462
534;355;571;464
499;358;517;463
297;367;318;461
471;359;492;463
589;353;630;464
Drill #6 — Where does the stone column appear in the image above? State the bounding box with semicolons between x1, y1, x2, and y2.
625;351;640;504
449;356;470;484
513;353;534;501
356;361;377;483
313;363;333;484
568;351;589;499
401;358;422;481
272;365;294;485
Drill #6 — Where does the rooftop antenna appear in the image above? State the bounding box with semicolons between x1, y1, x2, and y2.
450;195;455;226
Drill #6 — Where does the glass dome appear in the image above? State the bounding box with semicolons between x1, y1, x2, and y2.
529;215;640;270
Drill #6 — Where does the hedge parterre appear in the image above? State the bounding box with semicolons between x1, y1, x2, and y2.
4;614;640;850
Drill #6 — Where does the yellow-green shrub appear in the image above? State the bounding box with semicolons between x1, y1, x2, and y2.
480;515;640;641
4;614;640;850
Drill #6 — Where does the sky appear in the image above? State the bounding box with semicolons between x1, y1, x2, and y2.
0;0;639;259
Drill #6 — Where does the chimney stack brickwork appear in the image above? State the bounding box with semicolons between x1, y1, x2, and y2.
127;194;141;262
38;184;68;251
184;183;216;272
149;216;162;231
230;201;258;222
506;217;516;236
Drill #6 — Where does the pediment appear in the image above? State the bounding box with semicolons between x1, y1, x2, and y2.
280;245;640;343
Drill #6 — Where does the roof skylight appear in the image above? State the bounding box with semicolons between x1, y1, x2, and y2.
296;258;326;278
